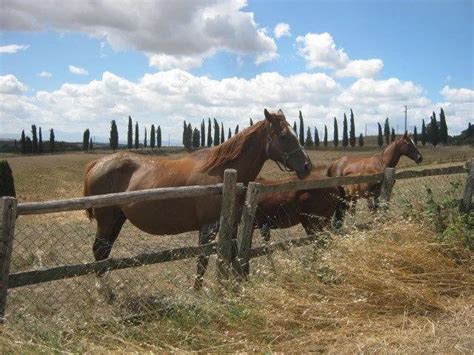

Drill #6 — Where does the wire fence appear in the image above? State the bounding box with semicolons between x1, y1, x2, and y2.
4;170;471;333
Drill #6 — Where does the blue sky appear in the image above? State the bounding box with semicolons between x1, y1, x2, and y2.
1;0;472;142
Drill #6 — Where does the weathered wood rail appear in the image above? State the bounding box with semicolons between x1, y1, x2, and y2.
0;161;471;322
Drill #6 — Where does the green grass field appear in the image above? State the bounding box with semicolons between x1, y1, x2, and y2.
0;145;473;353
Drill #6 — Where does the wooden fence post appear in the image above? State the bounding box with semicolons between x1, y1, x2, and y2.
0;197;17;323
460;159;473;213
235;182;259;279
216;169;238;283
379;167;396;210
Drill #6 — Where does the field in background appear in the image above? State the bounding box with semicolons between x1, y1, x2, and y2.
0;145;472;352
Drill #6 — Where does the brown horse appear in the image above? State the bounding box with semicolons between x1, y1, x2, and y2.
84;109;312;270
327;131;422;211
193;174;345;290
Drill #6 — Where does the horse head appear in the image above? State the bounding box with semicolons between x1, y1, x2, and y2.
264;108;312;179
399;131;423;164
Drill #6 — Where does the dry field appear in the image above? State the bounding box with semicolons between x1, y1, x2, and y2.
0;145;473;353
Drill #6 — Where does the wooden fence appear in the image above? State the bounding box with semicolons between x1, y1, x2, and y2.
0;161;472;322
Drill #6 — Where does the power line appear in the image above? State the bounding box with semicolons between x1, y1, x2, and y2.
404;105;408;132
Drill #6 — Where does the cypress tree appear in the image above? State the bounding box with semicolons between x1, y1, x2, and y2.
293;121;297;133
188;123;193;149
38;127;43;153
384;118;390;145
200;119;205;147
305;127;314;146
25;137;32;153
228;128;231;140
21;130;26;154
182;120;187;146
150;124;156;148
314;127;320;147
377;123;383;148
207;118;213;147
235;124;239;134
342;113;348;148
89;137;93;151
349;109;356;147
421;119;427;146
333;117;339;147
359;133;364;147
249;118;253;126
31;124;38;153
144;127;147;148
0;160;16;197
157;126;162;148
413;126;418;145
439;107;448;144
213;118;220;146
430;112;439;147
110;120;119;152
135;122;139;149
49;129;55;152
299;110;305;146
391;128;396;142
127;116;133;149
220;123;225;144
83;129;90;151
192;128;200;148
323;125;328;147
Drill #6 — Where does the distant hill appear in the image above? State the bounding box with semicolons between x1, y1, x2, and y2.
450;122;474;146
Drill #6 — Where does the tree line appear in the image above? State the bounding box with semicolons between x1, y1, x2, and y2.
15;106;451;155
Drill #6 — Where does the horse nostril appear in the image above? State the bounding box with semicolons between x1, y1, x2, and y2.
304;162;310;171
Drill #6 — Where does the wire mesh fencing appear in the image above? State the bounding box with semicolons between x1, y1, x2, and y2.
5;170;471;332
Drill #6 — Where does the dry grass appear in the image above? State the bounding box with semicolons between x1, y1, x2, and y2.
0;146;473;353
1;220;472;353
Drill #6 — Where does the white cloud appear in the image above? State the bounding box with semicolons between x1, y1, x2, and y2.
0;0;277;69
274;23;291;38
0;44;29;54
68;65;89;76
296;32;383;78
440;86;474;103
1;71;470;140
0;74;28;94
37;71;52;78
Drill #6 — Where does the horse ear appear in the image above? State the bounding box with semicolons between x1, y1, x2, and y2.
277;109;283;115
264;109;271;119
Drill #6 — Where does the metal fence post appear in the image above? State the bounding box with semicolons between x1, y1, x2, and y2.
460;159;473;213
216;169;238;283
0;197;17;323
235;182;259;279
379;167;396;210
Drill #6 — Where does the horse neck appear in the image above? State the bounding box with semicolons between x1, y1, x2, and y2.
209;121;269;184
381;141;401;168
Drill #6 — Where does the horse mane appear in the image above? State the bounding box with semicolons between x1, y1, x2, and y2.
199;119;268;173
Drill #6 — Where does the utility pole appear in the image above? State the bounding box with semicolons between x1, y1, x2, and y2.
365;123;367;137
404;105;408;132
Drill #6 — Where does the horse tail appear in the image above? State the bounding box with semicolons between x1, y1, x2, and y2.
83;160;97;220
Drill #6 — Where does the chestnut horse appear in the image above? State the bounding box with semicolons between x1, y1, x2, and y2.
84;109;312;270
193;174;345;290
327;131;422;211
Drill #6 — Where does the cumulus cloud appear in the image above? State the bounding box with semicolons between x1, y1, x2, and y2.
0;74;28;94
0;44;29;54
440;86;474;103
37;71;52;78
296;32;383;78
68;65;89;76
0;0;277;69
274;23;291;38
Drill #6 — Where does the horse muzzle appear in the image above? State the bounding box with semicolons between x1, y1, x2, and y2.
415;155;423;164
296;161;312;179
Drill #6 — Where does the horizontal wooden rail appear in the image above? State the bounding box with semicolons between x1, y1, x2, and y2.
395;165;467;180
250;235;318;258
257;173;384;194
17;183;246;216
8;242;217;289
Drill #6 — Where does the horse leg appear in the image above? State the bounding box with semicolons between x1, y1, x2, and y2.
92;207;126;303
260;224;271;244
193;223;217;291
